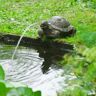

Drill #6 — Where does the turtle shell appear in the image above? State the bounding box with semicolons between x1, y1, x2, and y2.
48;16;70;31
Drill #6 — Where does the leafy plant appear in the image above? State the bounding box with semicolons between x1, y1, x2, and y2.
59;46;96;96
0;65;5;80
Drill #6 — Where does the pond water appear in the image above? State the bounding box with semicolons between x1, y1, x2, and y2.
0;44;76;96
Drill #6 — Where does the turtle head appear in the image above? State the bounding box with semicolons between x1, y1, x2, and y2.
40;21;49;30
67;25;76;36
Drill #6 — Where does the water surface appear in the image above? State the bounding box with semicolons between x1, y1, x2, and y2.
0;44;76;96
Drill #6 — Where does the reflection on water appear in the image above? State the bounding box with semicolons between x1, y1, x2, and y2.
0;44;76;96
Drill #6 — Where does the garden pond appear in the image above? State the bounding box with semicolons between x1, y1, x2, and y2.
0;43;76;96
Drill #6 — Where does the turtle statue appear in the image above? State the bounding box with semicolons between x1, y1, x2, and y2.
38;16;76;39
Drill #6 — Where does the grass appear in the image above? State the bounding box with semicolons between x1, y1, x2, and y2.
0;0;96;44
0;0;96;96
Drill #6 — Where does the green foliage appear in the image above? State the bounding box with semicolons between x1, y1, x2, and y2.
76;0;96;9
0;83;41;96
59;86;87;96
0;65;41;96
0;0;96;40
0;82;7;96
0;65;5;80
59;46;96;96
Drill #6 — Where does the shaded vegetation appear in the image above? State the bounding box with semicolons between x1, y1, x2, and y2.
59;46;96;96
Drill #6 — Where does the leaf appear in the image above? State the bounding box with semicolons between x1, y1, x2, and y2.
0;82;7;96
5;81;27;88
0;65;5;80
33;91;41;96
16;87;34;96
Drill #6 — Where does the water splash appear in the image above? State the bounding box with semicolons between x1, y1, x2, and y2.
12;23;37;60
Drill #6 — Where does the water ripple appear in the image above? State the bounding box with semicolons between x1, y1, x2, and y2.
0;45;76;96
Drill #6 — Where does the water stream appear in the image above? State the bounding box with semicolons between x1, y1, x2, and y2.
0;44;76;96
12;23;36;60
